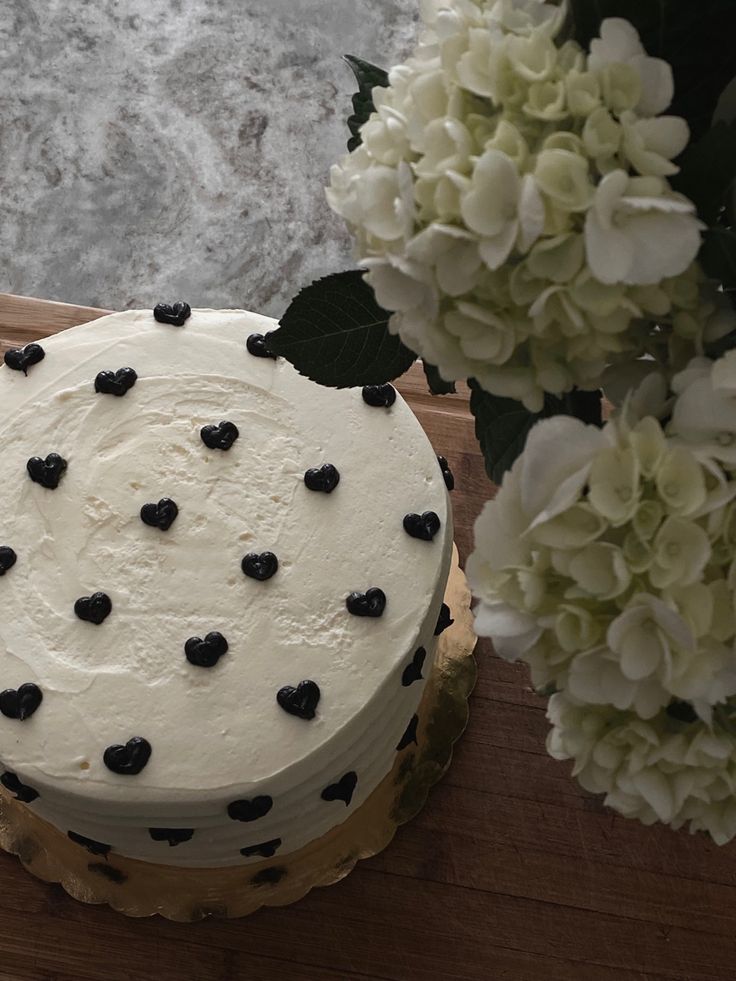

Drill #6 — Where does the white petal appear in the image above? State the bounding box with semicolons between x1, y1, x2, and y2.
521;416;608;526
473;600;542;660
517;174;545;251
624;212;703;284
633;55;675;116
588;18;644;71
633;116;690;160
364;261;434;313
630;768;676;822
461;149;520;237
584;209;632;284
478;222;518;269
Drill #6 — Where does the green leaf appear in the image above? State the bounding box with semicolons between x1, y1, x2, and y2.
270;270;416;388
423;361;456;395
699;227;736;288
671;121;736;225
469;381;603;485
343;55;389;152
569;0;736;141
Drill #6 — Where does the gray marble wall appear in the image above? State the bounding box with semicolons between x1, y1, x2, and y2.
0;0;418;315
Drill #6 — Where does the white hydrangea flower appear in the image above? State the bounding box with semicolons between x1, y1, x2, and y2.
468;369;736;840
584;172;703;285
587;18;675;116
670;352;736;466
547;693;736;844
327;0;705;409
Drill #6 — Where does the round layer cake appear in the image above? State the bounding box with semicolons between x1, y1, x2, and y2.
0;307;453;867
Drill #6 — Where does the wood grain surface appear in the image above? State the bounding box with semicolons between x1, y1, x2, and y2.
0;294;734;981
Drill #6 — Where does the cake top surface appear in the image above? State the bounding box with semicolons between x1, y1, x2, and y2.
0;309;451;805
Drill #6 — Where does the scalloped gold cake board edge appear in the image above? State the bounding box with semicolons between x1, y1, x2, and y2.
0;544;477;920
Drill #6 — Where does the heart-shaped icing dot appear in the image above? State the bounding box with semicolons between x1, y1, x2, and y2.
67;831;111;857
397;714;419;751
75;592;112;625
437;455;455;491
362;384;396;408
140;498;179;531
321;771;357;806
346;587;386;618
0;683;43;721
185;631;229;668
4;343;45;374
242;551;278;581
435;603;454;636
240;838;282;859
227;795;273;822
153;301;191;326
251;866;286;886
0;546;17;577
27;453;67;489
201;421;239;450
304;464;340;494
149;828;194;847
88;863;127;884
246;333;278;360
277;680;320;720
94;367;138;397
401;648;426;687
103;736;152;775
403;511;441;541
1;771;39;803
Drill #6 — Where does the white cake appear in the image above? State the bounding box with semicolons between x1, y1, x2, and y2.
0;307;453;867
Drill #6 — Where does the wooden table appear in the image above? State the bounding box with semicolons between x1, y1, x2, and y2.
0;294;733;981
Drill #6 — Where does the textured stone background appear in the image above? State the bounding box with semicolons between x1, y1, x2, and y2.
0;0;418;315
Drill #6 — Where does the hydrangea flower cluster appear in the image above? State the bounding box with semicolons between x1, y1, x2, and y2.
467;349;736;841
327;0;711;410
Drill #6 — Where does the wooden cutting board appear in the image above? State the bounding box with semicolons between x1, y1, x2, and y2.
0;293;733;981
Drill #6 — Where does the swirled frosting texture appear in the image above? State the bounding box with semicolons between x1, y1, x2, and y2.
0;309;452;865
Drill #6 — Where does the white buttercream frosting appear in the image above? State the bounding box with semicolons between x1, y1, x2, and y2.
0;309;452;866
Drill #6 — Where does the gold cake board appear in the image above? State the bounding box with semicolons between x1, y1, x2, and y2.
0;546;477;920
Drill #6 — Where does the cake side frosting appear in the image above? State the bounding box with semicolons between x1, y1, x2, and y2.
0;308;453;865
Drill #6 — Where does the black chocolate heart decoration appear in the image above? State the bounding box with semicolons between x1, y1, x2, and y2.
321;771;357;807
94;367;138;397
1;771;39;803
242;551;279;581
185;631;229;668
200;421;239;451
401;648;426;687
362;384;396;408
153;301;191;326
437;455;455;491
4;343;45;374
0;683;42;721
240;838;282;859
246;333;278;360
403;511;441;541
0;546;17;576
250;866;286;886
277;680;320;720
103;736;152;775
227;795;273;823
435;603;454;636
140;497;179;531
67;831;112;857
75;592;112;625
27;453;67;489
346;587;386;618
149;828;194;847
397;714;419;751
304;464;340;494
